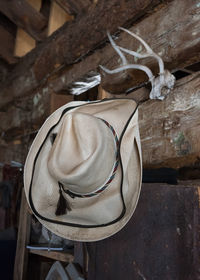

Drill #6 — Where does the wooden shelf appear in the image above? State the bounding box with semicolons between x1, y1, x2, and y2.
29;249;74;263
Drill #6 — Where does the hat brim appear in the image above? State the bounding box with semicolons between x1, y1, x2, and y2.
24;99;142;241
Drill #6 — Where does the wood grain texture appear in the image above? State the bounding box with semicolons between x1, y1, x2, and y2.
49;0;200;95
139;72;200;168
29;249;74;262
95;72;200;168
0;0;169;109
0;89;51;142
1;73;199;169
87;183;200;280
0;0;47;41
14;190;31;280
0;92;74;143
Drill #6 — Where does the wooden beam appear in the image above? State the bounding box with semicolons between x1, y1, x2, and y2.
139;72;200;169
0;92;74;142
49;0;200;95
0;90;52;142
0;0;47;41
99;72;200;169
0;0;171;109
0;25;18;64
1;72;200;169
14;0;43;57
55;0;91;16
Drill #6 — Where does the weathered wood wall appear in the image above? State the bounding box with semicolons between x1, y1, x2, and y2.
0;0;47;41
1;71;199;170
99;72;200;169
0;0;199;109
0;0;199;172
0;0;173;108
87;182;200;280
139;72;200;168
59;0;200;95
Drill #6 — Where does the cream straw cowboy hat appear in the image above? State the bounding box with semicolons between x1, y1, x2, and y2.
24;98;142;241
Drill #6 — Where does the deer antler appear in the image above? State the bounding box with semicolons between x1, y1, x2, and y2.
100;28;175;100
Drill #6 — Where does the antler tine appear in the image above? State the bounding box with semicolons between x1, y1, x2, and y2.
99;64;154;81
99;28;175;100
119;27;152;53
107;32;127;66
118;46;149;59
119;27;164;74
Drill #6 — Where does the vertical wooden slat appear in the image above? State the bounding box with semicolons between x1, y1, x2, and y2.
13;189;31;280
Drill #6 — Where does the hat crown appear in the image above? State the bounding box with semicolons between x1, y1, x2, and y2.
48;112;116;195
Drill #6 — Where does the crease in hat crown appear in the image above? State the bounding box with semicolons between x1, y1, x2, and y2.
47;112;117;195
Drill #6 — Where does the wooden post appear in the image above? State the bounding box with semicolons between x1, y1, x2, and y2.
13;189;31;280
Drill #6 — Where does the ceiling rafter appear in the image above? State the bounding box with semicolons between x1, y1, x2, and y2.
0;0;169;109
0;0;48;41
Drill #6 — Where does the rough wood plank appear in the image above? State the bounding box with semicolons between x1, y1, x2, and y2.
87;183;200;280
97;72;200;169
0;0;47;41
29;249;74;263
14;189;32;280
139;72;200;169
48;0;200;95
88;72;200;169
0;89;51;142
1;72;199;170
0;0;170;109
101;0;200;94
0;92;73;143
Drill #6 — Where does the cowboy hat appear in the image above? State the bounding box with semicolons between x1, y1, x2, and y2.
24;98;142;241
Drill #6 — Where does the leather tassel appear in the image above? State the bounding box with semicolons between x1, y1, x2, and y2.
55;183;71;216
